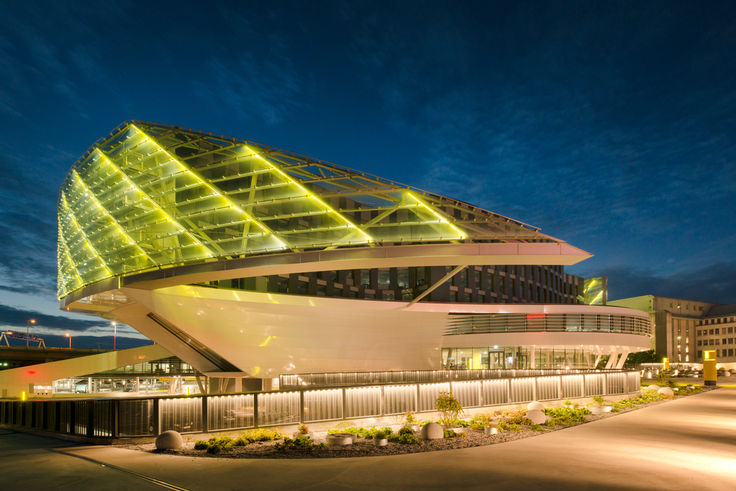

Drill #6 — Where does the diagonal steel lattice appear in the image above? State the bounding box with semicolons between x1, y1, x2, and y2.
57;121;558;298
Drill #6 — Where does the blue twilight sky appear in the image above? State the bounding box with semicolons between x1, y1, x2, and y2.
1;1;735;348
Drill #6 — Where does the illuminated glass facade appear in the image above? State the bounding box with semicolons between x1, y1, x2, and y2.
442;347;597;369
58;121;557;300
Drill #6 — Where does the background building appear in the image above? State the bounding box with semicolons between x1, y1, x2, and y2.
608;295;736;367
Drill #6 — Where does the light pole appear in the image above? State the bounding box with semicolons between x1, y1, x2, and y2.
112;321;117;350
64;332;71;349
26;318;36;348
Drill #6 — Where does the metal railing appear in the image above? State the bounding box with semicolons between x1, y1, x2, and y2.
444;313;652;336
279;368;626;389
0;371;639;440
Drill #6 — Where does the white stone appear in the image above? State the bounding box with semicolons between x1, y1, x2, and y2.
658;387;675;397
484;426;498;435
526;409;548;425
643;384;660;392
420;422;443;440
374;438;388;447
155;430;183;450
527;401;545;411
326;433;353;447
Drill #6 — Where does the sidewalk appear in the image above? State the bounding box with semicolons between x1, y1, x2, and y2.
2;389;735;490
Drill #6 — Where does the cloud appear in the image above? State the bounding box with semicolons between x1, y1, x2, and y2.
603;262;736;305
0;303;109;332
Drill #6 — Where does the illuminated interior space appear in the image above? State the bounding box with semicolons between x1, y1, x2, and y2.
57;121;652;386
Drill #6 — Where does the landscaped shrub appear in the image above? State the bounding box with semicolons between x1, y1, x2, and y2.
234;428;283;446
469;414;493;430
327;426;391;439
435;391;463;425
496;408;532;426
194;440;208;450
398;432;419;444
398;425;414;436
276;436;325;453
443;429;466;438
543;407;590;426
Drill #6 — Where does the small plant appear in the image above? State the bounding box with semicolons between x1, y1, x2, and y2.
398;432;419;444
398;425;414;436
405;411;417;424
530;424;544;432
234;428;283;446
435;391;463;426
543;407;591;427
297;424;310;435
276;436;322;453
443;429;466;438
374;429;388;440
506;423;522;432
469;413;493;430
197;436;235;454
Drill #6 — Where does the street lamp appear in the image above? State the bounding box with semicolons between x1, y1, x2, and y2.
26;318;36;348
64;332;71;349
112;321;117;350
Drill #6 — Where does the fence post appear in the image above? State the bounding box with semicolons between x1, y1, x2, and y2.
253;393;259;429
70;401;76;435
112;400;119;438
299;390;305;424
532;377;538;401
152;398;159;436
581;374;587;397
478;380;483;407
341;388;347;420
87;401;94;437
602;373;608;396
558;375;563;399
506;379;512;403
416;384;421;412
202;396;208;433
380;385;385;417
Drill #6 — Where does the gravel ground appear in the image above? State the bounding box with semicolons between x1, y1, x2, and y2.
128;388;713;459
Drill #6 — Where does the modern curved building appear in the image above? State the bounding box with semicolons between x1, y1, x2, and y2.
58;121;652;381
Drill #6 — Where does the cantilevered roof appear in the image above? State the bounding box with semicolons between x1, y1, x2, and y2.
57;121;575;299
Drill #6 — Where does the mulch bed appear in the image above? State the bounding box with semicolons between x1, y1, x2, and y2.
131;389;712;459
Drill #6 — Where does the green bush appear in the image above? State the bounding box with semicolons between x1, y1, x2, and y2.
234;428;283;446
405;411;416;424
194;440;208;450
496;408;532;427
328;426;392;439
543;407;591;427
530;424;544;432
435;392;463;425
443;429;466;438
276;436;321;453
398;432;419;444
469;414;493;430
506;423;522;432
398;425;414;436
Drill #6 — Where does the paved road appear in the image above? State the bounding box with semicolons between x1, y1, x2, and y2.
2;389;736;490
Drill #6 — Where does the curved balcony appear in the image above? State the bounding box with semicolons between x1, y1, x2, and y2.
444;312;652;337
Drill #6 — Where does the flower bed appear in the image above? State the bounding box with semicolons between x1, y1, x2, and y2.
140;385;708;459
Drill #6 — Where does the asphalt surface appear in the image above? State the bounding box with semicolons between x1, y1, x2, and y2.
2;389;735;490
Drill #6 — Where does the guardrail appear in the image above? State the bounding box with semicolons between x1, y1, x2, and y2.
279;368;629;389
0;370;639;440
444;313;652;336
